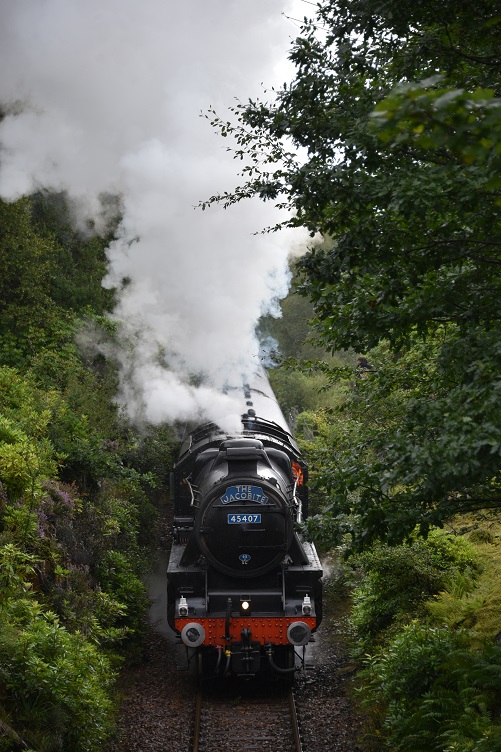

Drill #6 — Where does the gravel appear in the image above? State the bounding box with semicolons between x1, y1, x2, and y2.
109;630;195;752
295;592;365;752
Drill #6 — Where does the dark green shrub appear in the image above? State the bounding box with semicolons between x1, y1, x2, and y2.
0;606;115;752
124;422;179;495
361;623;501;751
351;531;478;646
0;547;115;752
97;549;150;643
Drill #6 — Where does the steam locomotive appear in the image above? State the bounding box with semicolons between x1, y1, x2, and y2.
167;369;322;678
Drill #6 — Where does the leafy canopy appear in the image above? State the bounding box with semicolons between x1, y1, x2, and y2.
206;0;501;542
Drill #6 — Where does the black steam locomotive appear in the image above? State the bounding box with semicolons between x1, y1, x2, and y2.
167;369;322;677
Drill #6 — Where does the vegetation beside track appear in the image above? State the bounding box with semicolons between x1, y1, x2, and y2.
0;193;179;751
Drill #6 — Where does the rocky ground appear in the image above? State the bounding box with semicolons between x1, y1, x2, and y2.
295;581;366;752
108;629;194;752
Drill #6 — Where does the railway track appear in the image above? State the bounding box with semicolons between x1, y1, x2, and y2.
191;682;303;752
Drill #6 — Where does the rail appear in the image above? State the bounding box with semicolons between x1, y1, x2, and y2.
191;683;303;752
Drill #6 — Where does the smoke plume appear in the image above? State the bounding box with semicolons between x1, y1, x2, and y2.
0;0;306;430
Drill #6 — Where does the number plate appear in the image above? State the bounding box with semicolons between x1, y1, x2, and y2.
227;514;262;524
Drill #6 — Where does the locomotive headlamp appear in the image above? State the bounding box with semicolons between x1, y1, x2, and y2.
240;596;251;615
181;622;206;648
178;596;189;617
302;595;312;616
287;621;312;646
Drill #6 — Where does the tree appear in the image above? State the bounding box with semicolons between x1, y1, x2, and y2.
0;199;60;354
30;190;118;315
205;0;501;543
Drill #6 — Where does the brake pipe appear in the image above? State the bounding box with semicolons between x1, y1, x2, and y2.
265;644;296;675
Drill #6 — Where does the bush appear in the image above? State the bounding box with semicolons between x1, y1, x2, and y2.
0;607;115;752
97;549;150;644
0;547;115;752
33;480;151;648
361;623;501;751
350;531;478;646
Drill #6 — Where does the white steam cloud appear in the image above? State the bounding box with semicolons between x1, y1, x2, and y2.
0;0;307;430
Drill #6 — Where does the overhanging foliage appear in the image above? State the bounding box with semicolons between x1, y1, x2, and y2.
207;0;501;543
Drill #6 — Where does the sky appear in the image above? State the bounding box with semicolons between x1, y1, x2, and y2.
0;0;310;431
